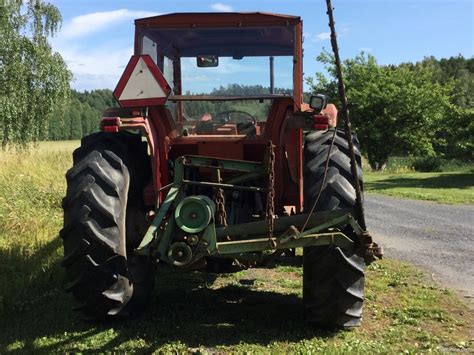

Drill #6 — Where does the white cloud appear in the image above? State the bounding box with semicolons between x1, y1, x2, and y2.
59;44;134;90
52;8;160;89
310;28;349;43
61;9;159;38
315;32;331;41
211;3;234;12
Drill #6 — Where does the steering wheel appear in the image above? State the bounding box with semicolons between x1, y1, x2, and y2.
213;110;257;125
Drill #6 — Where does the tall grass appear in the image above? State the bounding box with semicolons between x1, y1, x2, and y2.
363;156;473;174
0;141;78;314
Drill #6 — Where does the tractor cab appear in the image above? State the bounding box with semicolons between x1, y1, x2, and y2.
132;12;303;137
109;12;310;206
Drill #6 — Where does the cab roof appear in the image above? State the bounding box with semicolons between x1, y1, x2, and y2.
135;12;301;28
136;12;301;57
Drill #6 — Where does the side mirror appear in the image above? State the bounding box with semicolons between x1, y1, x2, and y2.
309;94;328;112
197;55;219;67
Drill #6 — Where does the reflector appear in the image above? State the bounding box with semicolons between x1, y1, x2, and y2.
113;55;171;108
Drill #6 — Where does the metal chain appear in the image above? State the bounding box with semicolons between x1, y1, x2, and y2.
266;142;275;246
215;170;228;227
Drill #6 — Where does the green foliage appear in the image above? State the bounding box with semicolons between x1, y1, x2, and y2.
0;1;111;144
68;105;82;140
437;105;474;160
0;0;71;147
370;156;472;174
307;52;474;168
412;156;442;172
410;57;474;160
47;89;116;140
184;84;291;121
380;156;416;173
414;55;473;108
308;50;453;170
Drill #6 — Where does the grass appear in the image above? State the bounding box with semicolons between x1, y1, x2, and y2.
364;171;474;204
362;156;474;204
0;141;472;352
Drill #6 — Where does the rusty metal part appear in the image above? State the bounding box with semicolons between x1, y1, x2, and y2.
358;232;384;265
170;94;290;102
325;0;366;231
214;169;228;227
266;142;276;247
345;214;382;264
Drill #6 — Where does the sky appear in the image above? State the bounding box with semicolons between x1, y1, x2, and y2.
48;0;474;92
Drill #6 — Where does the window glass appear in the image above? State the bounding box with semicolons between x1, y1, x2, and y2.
141;35;157;64
163;56;174;90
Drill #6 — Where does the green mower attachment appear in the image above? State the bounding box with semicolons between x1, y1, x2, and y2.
136;155;376;267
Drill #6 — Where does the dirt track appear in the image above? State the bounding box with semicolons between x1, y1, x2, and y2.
365;194;474;304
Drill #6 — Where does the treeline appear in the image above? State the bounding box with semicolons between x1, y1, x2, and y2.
399;55;473;108
209;84;292;96
309;53;473;169
47;84;293;141
417;56;473;162
184;84;292;120
47;89;116;141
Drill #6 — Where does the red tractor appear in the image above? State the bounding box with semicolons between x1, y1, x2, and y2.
61;12;380;328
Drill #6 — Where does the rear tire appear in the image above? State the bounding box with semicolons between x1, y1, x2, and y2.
60;132;154;320
302;128;365;328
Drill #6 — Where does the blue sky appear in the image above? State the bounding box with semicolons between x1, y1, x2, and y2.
48;0;474;92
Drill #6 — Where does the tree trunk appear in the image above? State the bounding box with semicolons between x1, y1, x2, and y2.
368;153;388;171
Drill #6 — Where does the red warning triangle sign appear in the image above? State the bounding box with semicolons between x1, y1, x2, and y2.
113;55;171;108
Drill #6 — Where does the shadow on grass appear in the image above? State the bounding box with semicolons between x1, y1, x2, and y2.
365;172;474;191
0;240;335;352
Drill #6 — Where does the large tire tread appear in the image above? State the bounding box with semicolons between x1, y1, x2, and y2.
303;128;366;328
61;132;153;320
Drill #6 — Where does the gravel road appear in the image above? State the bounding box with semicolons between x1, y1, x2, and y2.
365;194;474;302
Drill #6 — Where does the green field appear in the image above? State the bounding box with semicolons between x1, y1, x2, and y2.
0;141;472;352
365;171;474;204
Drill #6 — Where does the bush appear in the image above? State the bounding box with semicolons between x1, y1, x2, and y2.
384;157;416;173
440;158;473;172
412;156;442;172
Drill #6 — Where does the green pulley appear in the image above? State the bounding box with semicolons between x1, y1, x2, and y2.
174;195;215;233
